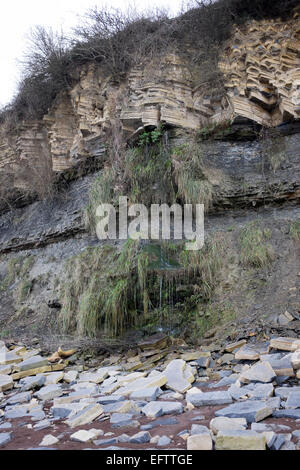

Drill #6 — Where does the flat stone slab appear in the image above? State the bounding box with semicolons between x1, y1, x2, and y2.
0;433;11;448
34;384;63;401
273;409;300;419
64;371;78;383
270;337;300;352
72;382;98;393
65;404;104;428
210;417;247;434
129;431;150;444
229;383;274;400
116;372;147;387
140;417;178;430
225;340;247;353
39;435;59;447
239;361;276;384
275;386;300;400
191;424;210;435
19;374;46;391
157;435;172;447
55;390;97;404
78;371;109;384
51;403;88;419
264;356;294;377
130;387;161;402
114;373;167;397
187;433;213;450
194;357;211;368
0;351;22;365
266;397;280;410
44;372;64;385
164;360;194;394
33;419;51;430
97;395;125;405
215;401;273;423
235;345;260;361
142;401;183;418
70;430;98;443
18;355;48;371
187;390;232;407
215;430;266;450
94;438;117;446
285;391;300;409
0;423;12;430
291;351;300;370
110;413;139;428
6;391;31;405
102;400;133;414
181;351;211;362
5;405;29;419
209;374;239;388
0;365;12;375
138;334;170;351
0;375;13;392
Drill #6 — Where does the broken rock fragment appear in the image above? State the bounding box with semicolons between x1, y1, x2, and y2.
164;359;194;393
239;361;276;384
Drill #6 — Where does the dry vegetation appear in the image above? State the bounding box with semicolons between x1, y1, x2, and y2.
0;0;297;206
0;0;297;127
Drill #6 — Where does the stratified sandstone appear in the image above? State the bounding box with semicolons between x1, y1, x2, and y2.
0;12;299;188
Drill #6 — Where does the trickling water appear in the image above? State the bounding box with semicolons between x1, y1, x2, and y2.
140;242;182;335
159;275;163;329
163;130;170;152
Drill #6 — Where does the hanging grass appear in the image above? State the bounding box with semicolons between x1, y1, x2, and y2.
173;142;213;212
58;232;226;338
289;221;300;241
85;167;118;234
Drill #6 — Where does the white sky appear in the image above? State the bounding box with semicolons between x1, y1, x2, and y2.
0;0;185;107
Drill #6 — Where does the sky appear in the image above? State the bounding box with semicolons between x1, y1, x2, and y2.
0;0;185;107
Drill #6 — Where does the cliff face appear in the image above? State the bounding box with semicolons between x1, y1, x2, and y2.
0;13;300;183
0;11;299;345
221;12;300;125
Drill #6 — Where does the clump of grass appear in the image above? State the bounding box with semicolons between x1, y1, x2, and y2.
290;221;300;241
85;167;118;233
178;235;225;301
59;234;226;338
262;135;287;173
0;255;35;293
85;140;175;235
124;143;175;206
17;279;34;303
59;240;145;337
239;222;274;268
173;142;213;212
197;120;232;141
191;302;237;340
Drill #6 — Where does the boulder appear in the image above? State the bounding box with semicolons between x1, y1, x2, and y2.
187;433;213;451
215;430;266;450
270;337;300;352
239;361;276;384
187;390;232;407
0;375;13;392
164;360;194;393
215;401;273;423
142;401;183;418
65;404;104;428
210;417;247;434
